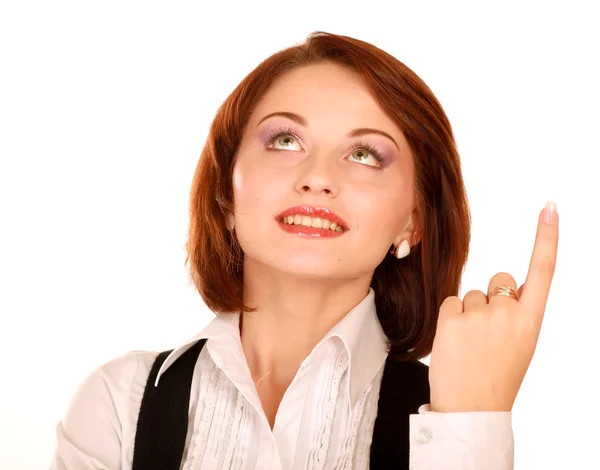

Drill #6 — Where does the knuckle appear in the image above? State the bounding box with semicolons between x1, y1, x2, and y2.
463;289;484;298
440;295;462;311
462;290;486;304
490;272;516;283
441;295;459;305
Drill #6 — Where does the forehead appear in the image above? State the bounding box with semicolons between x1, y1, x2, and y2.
249;63;400;134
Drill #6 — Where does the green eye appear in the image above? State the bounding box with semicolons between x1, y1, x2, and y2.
351;150;368;160
267;132;302;151
277;135;296;148
348;148;380;167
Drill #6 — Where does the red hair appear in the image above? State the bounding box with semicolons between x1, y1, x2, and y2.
185;31;471;361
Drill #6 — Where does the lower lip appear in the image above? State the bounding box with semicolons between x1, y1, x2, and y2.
277;221;346;238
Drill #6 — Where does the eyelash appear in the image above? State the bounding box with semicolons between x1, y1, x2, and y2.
264;126;386;166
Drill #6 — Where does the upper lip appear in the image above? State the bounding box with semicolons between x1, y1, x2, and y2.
275;205;349;230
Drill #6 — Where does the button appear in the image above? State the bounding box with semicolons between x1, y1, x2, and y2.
415;427;433;444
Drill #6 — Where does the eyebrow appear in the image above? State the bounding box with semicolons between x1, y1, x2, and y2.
256;111;400;150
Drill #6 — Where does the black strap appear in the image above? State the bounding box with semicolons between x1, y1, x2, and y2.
132;338;207;470
133;339;429;469
369;356;431;469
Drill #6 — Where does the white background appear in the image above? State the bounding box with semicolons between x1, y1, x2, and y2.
1;1;599;468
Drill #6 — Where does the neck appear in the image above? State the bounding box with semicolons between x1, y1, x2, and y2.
240;261;371;385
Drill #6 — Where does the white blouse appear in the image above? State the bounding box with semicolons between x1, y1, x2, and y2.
52;288;514;469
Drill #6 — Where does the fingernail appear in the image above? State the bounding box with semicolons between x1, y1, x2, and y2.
543;201;558;224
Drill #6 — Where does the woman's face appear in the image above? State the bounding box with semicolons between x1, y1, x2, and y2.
232;63;415;282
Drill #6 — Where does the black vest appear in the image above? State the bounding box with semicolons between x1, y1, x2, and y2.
132;339;430;469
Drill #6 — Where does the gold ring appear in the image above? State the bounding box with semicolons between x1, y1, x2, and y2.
488;284;518;300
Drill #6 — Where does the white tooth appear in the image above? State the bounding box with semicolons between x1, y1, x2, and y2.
311;217;322;228
294;215;302;225
335;225;343;232
330;222;337;231
322;219;331;230
301;216;312;227
287;215;294;224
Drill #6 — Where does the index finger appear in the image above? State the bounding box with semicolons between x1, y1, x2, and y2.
519;202;559;315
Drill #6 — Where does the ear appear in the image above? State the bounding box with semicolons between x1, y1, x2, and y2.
226;212;235;231
393;208;420;247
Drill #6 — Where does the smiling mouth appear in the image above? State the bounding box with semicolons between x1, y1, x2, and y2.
280;214;345;232
275;206;348;238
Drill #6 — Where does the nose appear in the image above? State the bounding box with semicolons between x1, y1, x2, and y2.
295;153;339;197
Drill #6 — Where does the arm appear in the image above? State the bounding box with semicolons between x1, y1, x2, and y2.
409;404;514;470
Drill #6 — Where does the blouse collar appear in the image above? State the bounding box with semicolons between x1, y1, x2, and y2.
155;287;388;408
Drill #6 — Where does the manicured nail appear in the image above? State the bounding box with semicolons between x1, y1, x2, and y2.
543;201;558;224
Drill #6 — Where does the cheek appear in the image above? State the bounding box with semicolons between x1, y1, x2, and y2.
232;162;263;219
232;163;248;205
351;179;413;237
232;160;288;232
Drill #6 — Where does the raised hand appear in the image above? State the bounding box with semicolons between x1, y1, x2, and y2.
428;202;559;412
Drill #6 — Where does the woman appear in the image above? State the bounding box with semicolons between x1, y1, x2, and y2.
52;31;559;469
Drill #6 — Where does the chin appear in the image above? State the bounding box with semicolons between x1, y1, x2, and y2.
280;261;343;280
245;249;346;280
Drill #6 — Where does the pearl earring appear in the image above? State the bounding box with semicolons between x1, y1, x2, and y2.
394;240;410;259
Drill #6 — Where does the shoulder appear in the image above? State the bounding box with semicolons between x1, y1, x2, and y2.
101;349;162;384
55;350;165;463
59;351;164;448
79;349;162;401
60;349;162;424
